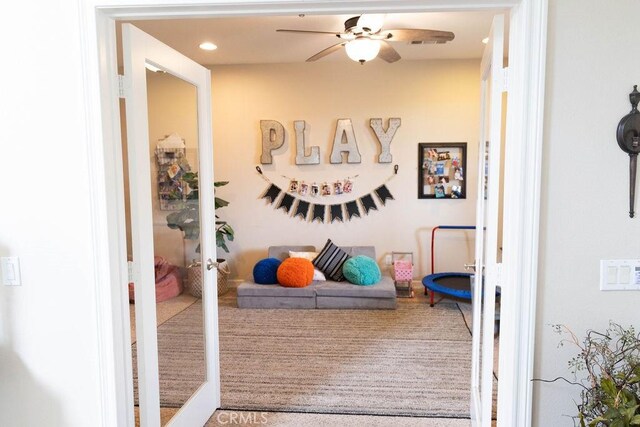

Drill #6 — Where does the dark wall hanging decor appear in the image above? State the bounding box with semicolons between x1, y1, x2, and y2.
256;165;397;224
616;85;640;218
418;143;467;199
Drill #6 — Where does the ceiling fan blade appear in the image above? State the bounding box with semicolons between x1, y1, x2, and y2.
277;29;342;36
378;41;401;63
384;29;455;43
306;42;346;62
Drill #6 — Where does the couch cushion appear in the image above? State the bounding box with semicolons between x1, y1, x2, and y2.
238;295;316;309
237;282;317;297
268;245;316;260
316;296;396;310
343;246;376;259
315;276;396;298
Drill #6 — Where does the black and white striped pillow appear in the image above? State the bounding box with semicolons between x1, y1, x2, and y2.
313;239;350;282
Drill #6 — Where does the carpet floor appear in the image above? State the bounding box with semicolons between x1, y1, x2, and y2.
134;288;480;418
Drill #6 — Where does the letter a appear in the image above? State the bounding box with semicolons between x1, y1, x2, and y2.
330;119;361;164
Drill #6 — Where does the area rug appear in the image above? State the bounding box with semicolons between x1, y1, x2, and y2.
134;290;475;418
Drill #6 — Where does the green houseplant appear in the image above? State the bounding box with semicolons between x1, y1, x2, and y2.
542;322;640;427
166;172;235;254
166;172;234;296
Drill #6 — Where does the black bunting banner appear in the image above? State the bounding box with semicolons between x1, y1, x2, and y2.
345;201;361;220
277;193;295;213
294;200;310;220
374;184;394;205
312;204;325;223
360;194;378;215
262;184;281;204
330;204;344;223
257;164;397;224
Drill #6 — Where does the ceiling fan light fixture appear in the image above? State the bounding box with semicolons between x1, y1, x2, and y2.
357;14;386;33
345;38;380;63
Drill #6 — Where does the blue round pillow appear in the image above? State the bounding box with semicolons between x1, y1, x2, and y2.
253;258;282;284
342;255;381;286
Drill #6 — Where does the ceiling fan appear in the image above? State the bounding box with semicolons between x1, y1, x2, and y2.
277;14;455;64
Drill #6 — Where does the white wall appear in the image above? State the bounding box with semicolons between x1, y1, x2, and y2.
533;1;640;425
0;2;103;426
210;60;480;279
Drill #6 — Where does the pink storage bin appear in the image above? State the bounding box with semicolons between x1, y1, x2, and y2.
393;260;413;281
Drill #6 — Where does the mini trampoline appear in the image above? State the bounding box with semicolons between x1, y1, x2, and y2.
422;225;475;307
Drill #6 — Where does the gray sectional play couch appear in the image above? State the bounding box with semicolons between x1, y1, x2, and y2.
237;245;397;309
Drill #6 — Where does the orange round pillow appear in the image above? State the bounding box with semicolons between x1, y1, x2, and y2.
277;258;314;288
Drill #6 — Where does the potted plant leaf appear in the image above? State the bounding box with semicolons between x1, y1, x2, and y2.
539;322;640;427
166;172;235;296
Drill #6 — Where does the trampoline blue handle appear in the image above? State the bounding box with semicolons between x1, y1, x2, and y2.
436;225;475;230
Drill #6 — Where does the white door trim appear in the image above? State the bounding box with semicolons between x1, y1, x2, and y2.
76;1;548;426
498;1;548;425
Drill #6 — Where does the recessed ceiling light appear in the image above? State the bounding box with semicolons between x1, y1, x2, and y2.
199;42;217;51
482;37;489;44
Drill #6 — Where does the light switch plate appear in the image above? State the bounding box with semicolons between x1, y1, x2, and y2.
600;259;640;291
1;257;22;286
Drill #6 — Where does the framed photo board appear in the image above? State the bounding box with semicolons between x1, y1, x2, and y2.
418;142;467;199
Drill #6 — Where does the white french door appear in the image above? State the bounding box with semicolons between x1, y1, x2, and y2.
122;24;220;426
470;14;506;427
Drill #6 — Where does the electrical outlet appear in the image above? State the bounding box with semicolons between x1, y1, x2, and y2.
384;254;392;265
600;259;640;291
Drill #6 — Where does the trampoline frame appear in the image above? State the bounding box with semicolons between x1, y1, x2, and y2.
424;225;475;307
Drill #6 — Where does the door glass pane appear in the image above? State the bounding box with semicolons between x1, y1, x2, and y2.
147;69;205;422
147;71;206;422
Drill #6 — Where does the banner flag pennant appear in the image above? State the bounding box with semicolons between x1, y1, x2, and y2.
330;204;344;223
294;200;310;220
277;193;295;213
311;204;326;223
345;200;361;220
360;194;378;214
262;184;281;204
374;184;394;206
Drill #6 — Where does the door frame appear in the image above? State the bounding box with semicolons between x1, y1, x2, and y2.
77;1;548;426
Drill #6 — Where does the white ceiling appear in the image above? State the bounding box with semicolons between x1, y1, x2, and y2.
121;11;506;66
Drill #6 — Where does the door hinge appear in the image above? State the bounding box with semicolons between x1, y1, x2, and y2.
118;74;126;98
501;67;509;93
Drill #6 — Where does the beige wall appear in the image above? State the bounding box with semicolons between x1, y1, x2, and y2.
533;0;640;425
209;60;481;279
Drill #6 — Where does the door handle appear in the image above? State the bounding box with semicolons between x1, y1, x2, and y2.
206;258;218;271
464;263;476;272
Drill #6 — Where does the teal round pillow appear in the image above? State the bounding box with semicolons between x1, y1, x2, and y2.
342;255;381;286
